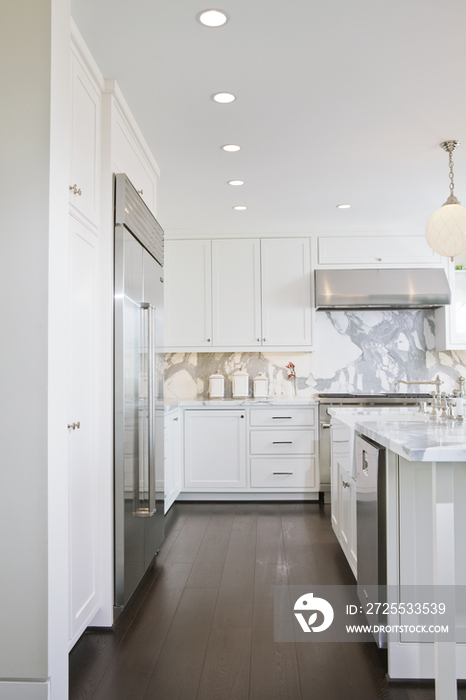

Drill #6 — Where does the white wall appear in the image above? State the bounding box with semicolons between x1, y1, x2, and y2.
0;0;70;697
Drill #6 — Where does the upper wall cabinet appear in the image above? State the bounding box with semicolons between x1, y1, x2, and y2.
165;237;312;351
435;253;466;350
165;240;213;347
110;90;159;216
318;235;441;266
212;239;262;347
261;238;311;346
69;45;101;230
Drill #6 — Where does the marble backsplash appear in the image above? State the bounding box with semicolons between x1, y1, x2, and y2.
164;310;466;399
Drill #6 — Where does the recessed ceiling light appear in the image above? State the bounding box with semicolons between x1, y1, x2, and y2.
221;144;241;152
212;92;236;104
197;9;229;27
228;180;244;186
233;205;247;210
336;203;352;209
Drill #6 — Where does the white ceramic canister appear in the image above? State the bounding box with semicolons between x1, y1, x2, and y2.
208;372;225;398
231;369;249;398
253;373;268;398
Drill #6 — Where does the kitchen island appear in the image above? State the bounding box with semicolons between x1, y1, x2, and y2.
330;408;466;699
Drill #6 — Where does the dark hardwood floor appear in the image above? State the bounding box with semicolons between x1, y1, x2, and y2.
69;501;461;700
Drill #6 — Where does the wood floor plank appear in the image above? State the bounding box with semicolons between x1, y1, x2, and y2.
142;586;218;700
186;509;235;588
250;562;301;700
296;641;357;700
195;518;257;700
163;509;214;564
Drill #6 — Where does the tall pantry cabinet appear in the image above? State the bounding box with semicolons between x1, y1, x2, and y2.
68;30;102;648
68;22;161;648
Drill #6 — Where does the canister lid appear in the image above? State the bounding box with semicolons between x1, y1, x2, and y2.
254;372;267;381
232;369;248;377
209;372;224;379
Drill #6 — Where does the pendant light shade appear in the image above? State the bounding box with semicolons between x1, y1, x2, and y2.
426;203;466;258
426;141;466;259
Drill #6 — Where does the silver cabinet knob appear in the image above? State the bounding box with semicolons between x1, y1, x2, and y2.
67;421;81;430
257;338;260;342
263;338;267;342
207;338;211;342
69;184;82;196
137;189;144;195
376;257;382;262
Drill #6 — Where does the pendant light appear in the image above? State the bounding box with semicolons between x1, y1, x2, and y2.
426;140;466;260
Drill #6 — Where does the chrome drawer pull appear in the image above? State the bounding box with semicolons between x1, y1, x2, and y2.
273;472;293;475
272;416;292;419
272;441;292;444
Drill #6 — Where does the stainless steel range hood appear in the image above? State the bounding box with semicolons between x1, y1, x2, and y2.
315;268;451;310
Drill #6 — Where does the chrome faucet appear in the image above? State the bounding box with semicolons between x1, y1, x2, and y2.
393;374;443;395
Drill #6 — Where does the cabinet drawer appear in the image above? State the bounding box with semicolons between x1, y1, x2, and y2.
250;408;315;427
250;429;314;455
332;423;350;442
251;458;315;488
332;439;350;455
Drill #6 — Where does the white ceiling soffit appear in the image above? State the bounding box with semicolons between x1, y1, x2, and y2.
71;0;466;237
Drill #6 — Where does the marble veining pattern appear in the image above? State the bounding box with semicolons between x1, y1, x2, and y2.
165;310;466;399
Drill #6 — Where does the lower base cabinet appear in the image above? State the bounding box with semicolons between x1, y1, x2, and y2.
184;410;247;489
338;467;357;577
179;405;319;495
331;419;357;577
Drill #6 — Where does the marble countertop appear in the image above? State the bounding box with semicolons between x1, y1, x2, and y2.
329;407;466;462
165;397;319;411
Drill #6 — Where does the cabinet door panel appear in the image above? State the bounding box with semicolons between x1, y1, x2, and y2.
318;235;440;265
164;240;212;347
261;238;311;346
212;239;261;346
69;52;100;228
184;410;246;488
69;216;99;644
112;105;157;214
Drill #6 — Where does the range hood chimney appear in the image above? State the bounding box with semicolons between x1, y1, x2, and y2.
315;268;451;310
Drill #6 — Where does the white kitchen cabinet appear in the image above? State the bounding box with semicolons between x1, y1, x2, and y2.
68;214;100;646
435;253;466;350
164;410;181;513
318;235;440;266
165;237;312;351
248;407;317;491
184;410;247;489
69;45;101;230
110;90;158;215
261;238;312;346
212;239;262;346
338;466;357;578
164;240;212;347
330;419;357;577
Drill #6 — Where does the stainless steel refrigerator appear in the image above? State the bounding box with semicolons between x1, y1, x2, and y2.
114;174;164;616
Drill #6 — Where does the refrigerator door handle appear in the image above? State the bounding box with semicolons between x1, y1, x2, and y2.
133;303;156;518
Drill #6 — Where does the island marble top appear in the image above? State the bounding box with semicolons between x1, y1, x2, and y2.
328;407;466;462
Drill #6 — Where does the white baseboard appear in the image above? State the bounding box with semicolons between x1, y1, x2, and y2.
176;492;319;502
0;680;50;700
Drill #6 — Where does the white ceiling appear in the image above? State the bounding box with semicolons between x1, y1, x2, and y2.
72;0;466;237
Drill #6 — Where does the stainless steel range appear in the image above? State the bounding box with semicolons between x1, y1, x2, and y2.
318;393;432;500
